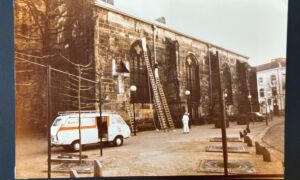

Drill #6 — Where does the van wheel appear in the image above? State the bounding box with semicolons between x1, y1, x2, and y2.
114;136;123;146
71;141;81;152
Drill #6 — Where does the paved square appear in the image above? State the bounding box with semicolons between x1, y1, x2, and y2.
206;145;249;153
52;161;94;173
209;137;242;142
199;160;256;174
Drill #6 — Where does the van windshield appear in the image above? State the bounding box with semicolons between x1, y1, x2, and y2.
53;118;62;126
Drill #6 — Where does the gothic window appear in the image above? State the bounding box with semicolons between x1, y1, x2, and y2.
166;39;179;79
222;64;233;105
186;54;200;102
129;40;152;103
236;61;249;113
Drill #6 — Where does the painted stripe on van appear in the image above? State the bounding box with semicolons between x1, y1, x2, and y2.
58;125;97;132
57;116;110;132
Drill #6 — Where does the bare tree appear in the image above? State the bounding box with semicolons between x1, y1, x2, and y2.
15;0;97;133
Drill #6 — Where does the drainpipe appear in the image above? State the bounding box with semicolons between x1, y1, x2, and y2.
208;44;213;112
152;25;159;79
153;25;158;65
175;42;180;81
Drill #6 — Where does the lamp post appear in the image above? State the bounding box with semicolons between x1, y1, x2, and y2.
248;94;252;112
98;80;103;157
185;90;190;112
224;92;228;116
264;98;269;126
267;91;273;122
248;94;253;125
246;67;253;123
130;85;137;136
268;93;273;122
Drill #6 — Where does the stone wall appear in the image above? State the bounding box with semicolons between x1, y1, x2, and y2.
15;1;256;133
93;4;250;127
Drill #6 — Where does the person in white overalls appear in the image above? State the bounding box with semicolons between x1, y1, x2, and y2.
182;112;190;134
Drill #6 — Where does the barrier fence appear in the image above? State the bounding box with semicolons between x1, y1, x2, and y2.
15;52;104;178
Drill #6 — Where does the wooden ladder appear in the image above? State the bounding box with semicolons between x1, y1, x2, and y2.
124;101;135;132
156;77;175;129
141;38;170;130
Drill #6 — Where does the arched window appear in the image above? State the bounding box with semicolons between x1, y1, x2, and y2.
236;61;249;113
186;54;200;102
222;64;233;105
129;40;152;103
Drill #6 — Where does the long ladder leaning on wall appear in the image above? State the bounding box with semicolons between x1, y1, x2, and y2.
124;91;135;132
125;101;135;133
141;38;175;130
155;77;175;129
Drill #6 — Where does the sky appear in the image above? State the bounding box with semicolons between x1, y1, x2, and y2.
113;0;288;66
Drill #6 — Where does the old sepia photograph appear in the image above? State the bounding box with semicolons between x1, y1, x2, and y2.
14;0;287;178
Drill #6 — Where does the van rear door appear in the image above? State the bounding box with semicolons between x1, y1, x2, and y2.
80;117;98;144
97;116;109;141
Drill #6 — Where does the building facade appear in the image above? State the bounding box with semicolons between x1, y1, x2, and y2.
93;1;258;127
15;0;259;132
255;58;286;115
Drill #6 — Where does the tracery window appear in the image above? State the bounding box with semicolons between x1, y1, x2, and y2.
129;40;152;103
222;64;233;105
186;54;200;102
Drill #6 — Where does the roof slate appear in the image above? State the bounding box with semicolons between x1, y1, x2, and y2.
255;58;286;72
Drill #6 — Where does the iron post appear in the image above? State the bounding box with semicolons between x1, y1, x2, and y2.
216;51;228;176
47;65;52;178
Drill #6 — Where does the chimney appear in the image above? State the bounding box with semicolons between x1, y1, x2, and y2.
155;17;166;24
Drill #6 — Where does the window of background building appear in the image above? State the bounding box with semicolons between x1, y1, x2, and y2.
259;77;263;86
271;74;277;86
260;88;265;97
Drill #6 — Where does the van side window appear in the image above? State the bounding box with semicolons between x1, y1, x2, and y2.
82;117;95;126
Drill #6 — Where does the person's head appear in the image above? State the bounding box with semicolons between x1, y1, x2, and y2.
184;112;189;116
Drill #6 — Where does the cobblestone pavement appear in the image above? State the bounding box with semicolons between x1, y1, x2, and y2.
16;117;285;178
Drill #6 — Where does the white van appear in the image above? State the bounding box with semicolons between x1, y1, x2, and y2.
51;111;131;151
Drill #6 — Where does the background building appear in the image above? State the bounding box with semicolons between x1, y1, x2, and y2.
255;58;286;115
15;0;259;132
